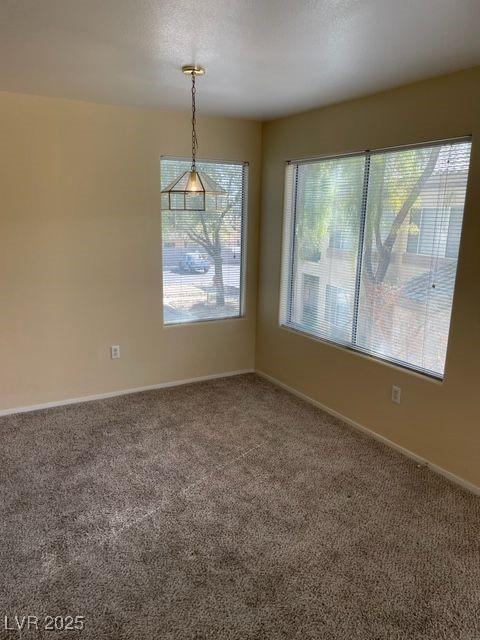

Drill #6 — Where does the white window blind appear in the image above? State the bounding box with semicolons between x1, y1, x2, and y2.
281;155;366;346
280;139;471;378
161;158;247;324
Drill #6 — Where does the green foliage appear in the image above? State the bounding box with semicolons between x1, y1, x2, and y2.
295;156;365;260
294;147;442;282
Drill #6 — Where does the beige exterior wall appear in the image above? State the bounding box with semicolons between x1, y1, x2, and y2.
257;67;480;488
0;92;261;410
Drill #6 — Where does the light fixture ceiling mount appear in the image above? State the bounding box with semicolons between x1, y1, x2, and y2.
161;65;226;212
181;65;205;76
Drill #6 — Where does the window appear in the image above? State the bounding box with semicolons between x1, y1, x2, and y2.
161;158;247;324
280;139;471;378
329;227;355;250
445;208;463;259
302;274;319;325
407;207;463;259
325;285;351;333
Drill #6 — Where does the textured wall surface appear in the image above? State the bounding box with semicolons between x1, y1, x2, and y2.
0;92;261;409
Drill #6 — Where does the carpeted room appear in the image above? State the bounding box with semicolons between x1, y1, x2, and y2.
1;2;480;639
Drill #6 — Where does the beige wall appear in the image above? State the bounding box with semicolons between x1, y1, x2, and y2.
1;68;479;488
0;92;261;410
257;67;480;488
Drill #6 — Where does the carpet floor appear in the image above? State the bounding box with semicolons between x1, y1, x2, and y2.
0;373;479;639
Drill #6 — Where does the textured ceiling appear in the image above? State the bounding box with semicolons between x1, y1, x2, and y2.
1;0;479;120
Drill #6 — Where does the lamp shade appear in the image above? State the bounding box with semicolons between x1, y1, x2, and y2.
161;169;227;211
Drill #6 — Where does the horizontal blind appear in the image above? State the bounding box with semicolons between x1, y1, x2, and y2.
161;158;247;324
280;138;471;379
355;140;471;377
280;154;366;345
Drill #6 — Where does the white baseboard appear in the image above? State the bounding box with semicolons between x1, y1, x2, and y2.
256;369;480;497
0;369;255;417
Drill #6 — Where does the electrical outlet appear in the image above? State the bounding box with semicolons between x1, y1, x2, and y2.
110;345;120;359
391;385;401;404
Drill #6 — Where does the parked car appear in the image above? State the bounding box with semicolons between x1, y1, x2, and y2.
179;252;210;273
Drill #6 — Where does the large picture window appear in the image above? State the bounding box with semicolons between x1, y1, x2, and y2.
280;139;471;378
161;158;247;324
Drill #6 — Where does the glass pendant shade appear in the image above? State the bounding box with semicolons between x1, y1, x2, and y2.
161;169;227;211
161;65;228;212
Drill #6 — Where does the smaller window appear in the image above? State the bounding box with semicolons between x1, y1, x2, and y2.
329;228;354;250
161;158;248;325
445;207;463;259
407;207;463;259
325;284;351;344
302;274;319;325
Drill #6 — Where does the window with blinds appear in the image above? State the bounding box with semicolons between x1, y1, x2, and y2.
280;139;471;378
161;158;247;324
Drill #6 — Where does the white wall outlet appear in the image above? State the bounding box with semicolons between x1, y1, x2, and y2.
391;385;401;404
110;345;121;359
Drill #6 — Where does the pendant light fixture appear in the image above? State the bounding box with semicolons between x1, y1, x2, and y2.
161;65;226;212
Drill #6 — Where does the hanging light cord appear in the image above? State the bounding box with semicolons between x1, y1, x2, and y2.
191;72;198;172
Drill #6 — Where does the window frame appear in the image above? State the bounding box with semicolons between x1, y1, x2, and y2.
279;137;472;381
160;156;249;326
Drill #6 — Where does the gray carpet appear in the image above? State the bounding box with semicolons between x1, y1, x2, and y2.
1;374;479;639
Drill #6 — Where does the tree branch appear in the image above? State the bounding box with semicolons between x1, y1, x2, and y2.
375;147;440;282
363;232;374;282
374;206;383;255
186;231;214;255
